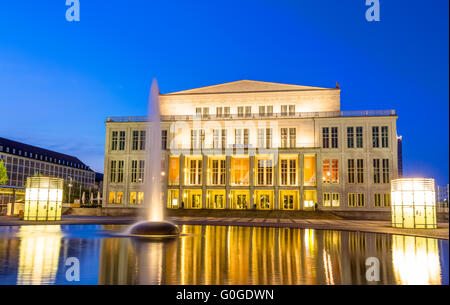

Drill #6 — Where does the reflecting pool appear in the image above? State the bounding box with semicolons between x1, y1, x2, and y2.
0;225;448;285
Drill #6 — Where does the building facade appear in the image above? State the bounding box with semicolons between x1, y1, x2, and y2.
103;80;399;212
0;137;95;211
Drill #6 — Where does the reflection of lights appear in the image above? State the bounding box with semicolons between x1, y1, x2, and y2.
391;178;437;228
17;225;62;285
24;177;64;221
392;235;441;284
323;251;335;285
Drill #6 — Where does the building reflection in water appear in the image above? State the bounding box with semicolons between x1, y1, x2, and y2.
97;225;446;285
17;225;62;285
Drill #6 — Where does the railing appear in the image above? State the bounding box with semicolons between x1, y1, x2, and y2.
107;109;396;122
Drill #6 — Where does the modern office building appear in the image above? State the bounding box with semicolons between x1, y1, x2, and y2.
0;137;95;212
103;80;399;213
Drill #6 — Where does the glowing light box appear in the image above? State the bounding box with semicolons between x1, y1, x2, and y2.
391;178;436;229
24;177;64;221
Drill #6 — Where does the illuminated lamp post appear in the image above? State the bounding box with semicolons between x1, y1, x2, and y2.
24;176;64;221
391;178;437;229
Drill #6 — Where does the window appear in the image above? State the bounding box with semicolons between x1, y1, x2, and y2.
138;160;145;183
373;159;381;183
383;193;391;207
331;127;338;148
281;105;288;116
372;127;379;148
323;159;338;183
356;159;364;184
303;154;316;186
131;160;138;183
245;106;251;117
116;192;123;204
374;193;382;207
168;156;180;185
348;193;356;207
111;131;118;150
259;106;266;117
348;159;355;183
238;106;244;117
224;107;230;117
191;129;205;149
119;131;125;150
257;129;264;148
281;128;288;148
108;192;116;204
132;130;146;150
357;193;365;207
231;157;249;185
235;129;249;145
117;160;124;182
280;156;297;185
130;192;137;204
347;127;354;148
110;160;117;182
356;127;363;148
267;105;273;116
323;193;340;207
216;107;223;117
161;130;168;150
382;159;389;183
186;158;202;185
280;190;299;210
280;128;296;148
381;126;389;147
196;107;202;116
289;128;296;148
289;105;295;116
209;157;226;185
322;128;329;148
256;156;273;186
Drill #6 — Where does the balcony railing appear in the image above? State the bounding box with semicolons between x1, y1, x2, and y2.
106;109;396;122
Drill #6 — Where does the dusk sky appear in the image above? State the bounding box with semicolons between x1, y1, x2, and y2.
0;1;448;184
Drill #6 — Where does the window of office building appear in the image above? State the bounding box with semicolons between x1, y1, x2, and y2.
108;192;116;204
257;128;272;149
132;130;146;151
245;106;251;117
196;107;209;117
255;190;274;210
280;155;298;186
117;160;124;183
207;190;226;209
185;157;202;185
382;159;389;183
303;190;317;210
161;130;168;150
259;106;266;117
356;127;363;148
213;129;227;149
383;193;391;207
231;156;249;185
110;160;116;183
381;126;389;147
331;127;338;148
116;192;123;204
130;192;137;204
119;131;125;150
230;190;250;210
289;105;295;116
374;193;382;207
373;159;381;184
347;127;354;148
255;155;273;186
349;193;365;207
323;159;338;184
111;131;118;150
348;193;356;207
138;160;144;183
323;192;340;207
303;154;316;186
216;107;223;117
372;126;379;148
281;105;288;116
209;157;226;185
224;107;230;117
237;106;244;117
356;159;364;184
131;160;138;183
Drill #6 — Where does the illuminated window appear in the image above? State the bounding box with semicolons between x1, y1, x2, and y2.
116;192;123;204
280;155;297;185
130;192;137;204
168;156;180;185
255;190;273;210
231;157;249;185
108;191;115;204
136;192;143;204
323;192;331;207
255;155;273;186
230;190;249;209
303;190;317;210
182;189;202;209
323;192;340;207
185;157;202;185
303;154;316;186
167;189;179;208
280;190;299;210
207;190;225;209
322;159;338;184
383;193;391;207
209;157;226;185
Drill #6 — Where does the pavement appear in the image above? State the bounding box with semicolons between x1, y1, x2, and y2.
0;215;448;239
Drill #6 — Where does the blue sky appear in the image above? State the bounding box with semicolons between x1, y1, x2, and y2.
0;0;448;184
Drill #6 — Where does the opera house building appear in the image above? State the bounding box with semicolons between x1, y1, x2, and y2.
103;80;400;216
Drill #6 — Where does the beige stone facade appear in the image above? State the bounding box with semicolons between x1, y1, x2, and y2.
103;80;398;212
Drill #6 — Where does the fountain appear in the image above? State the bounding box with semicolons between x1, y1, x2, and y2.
127;79;180;237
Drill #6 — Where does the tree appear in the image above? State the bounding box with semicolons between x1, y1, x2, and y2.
0;160;8;185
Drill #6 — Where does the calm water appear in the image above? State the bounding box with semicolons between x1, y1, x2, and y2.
0;224;448;285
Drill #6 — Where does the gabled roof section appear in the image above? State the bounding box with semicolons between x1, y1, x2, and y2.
164;80;333;95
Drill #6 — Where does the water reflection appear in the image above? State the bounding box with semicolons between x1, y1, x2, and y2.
17;226;62;285
0;225;447;285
